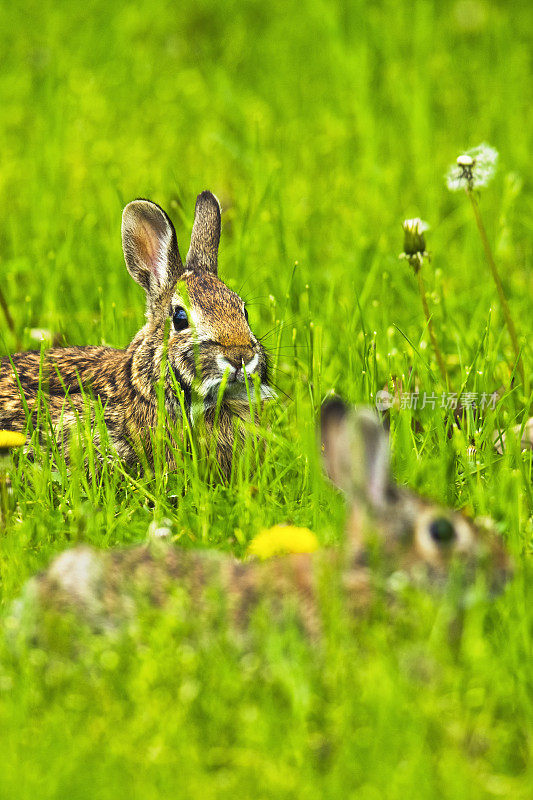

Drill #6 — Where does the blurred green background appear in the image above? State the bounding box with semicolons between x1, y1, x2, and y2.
1;0;532;360
0;1;532;798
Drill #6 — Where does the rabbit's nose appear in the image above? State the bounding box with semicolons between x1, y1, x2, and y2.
224;346;254;370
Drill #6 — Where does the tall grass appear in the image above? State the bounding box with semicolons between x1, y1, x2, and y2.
0;1;532;797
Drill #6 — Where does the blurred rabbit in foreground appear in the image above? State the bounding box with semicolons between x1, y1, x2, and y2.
12;401;511;640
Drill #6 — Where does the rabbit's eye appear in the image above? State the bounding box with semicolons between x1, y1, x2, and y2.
173;307;188;331
244;306;249;323
428;517;456;545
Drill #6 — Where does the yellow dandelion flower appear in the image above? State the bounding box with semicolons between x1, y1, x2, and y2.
248;525;319;560
0;431;25;453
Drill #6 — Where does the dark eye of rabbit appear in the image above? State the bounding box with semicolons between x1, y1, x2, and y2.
173;307;188;331
428;517;456;545
244;306;249;322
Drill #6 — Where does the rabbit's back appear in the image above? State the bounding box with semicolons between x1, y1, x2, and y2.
0;346;148;463
17;541;322;639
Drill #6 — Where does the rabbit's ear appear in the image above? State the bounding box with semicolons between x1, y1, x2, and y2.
122;200;184;297
186;191;221;275
321;401;392;510
321;397;351;490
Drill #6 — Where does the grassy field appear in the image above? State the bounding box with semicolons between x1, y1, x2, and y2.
0;0;532;797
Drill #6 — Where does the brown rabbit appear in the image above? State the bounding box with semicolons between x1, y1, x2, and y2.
0;193;273;477
13;401;511;639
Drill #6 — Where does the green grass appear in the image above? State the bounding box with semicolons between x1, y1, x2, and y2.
0;0;532;797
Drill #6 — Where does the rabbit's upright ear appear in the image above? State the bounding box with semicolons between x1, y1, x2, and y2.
122;200;184;298
186;191;221;275
321;401;392;511
321;398;351;491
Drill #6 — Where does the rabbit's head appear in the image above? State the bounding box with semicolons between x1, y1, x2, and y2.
121;193;272;414
321;399;512;594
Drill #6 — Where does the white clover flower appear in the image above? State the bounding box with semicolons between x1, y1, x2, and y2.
446;143;499;191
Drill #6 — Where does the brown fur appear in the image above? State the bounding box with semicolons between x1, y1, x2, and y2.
0;194;272;477
17;403;512;641
27;544;322;637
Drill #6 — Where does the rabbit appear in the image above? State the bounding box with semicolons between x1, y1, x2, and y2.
0;192;273;478
11;401;511;641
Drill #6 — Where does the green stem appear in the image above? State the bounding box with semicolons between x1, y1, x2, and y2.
466;189;525;387
416;270;448;385
0;471;8;527
0;287;18;342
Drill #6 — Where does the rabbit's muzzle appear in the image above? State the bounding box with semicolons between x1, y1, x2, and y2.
220;346;256;381
182;339;268;409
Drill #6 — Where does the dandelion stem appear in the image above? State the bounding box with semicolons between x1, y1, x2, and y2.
0;286;16;338
466;188;525;386
0;470;8;526
416;270;448;385
0;278;22;352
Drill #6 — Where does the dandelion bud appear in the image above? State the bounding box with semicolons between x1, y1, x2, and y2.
399;218;429;273
402;218;428;255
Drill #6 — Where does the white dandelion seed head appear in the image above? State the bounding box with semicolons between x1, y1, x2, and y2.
446;142;499;191
446;167;466;192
